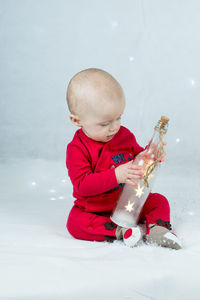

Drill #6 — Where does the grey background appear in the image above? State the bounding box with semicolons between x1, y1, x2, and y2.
0;0;199;164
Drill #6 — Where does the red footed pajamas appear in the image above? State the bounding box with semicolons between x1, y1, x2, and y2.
66;126;171;242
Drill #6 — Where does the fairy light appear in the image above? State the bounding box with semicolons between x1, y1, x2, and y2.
125;200;135;212
138;159;144;166
134;183;144;198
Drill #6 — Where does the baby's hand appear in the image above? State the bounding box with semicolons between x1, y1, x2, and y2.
115;161;143;187
146;141;167;162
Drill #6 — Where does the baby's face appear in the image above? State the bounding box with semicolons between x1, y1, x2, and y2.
80;95;125;143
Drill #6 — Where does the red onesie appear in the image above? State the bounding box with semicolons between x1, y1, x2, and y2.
66;126;170;242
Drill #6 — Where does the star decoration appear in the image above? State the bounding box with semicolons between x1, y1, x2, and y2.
134;183;144;198
125;200;135;212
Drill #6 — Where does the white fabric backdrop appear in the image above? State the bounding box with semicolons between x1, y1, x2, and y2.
0;0;199;163
1;1;200;299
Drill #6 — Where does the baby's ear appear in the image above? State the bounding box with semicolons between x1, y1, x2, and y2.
69;114;81;127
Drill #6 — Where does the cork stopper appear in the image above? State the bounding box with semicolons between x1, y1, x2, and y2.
160;116;169;129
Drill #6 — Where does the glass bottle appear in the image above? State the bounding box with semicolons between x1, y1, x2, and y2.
111;116;169;228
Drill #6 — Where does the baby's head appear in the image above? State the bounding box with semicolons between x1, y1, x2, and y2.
66;68;125;143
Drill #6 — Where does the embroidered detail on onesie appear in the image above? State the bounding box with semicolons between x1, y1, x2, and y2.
104;221;117;230
107;183;124;193
112;154;126;164
104;236;116;243
156;219;172;230
112;153;132;164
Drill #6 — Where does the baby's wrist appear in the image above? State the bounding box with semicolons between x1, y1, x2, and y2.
114;169;121;184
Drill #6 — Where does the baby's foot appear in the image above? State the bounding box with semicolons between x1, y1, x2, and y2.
144;225;182;250
123;226;142;247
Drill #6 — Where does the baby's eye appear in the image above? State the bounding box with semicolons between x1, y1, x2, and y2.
100;123;109;127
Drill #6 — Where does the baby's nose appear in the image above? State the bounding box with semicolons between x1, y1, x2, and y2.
110;122;119;133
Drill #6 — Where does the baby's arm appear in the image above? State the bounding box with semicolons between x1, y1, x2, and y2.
67;144;119;197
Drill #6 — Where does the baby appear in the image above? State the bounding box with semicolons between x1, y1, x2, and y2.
65;68;181;250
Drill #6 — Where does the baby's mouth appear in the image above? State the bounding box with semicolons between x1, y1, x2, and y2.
107;134;115;139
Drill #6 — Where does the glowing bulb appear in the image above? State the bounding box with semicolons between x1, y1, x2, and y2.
138;159;144;166
58;196;64;200
134;183;144;198
50;197;56;201
125;200;135;212
31;181;36;186
176;138;180;143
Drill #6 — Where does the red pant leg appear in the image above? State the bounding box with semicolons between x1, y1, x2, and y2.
139;193;170;234
67;205;117;242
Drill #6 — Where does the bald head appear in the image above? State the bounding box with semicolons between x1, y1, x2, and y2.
66;68;125;117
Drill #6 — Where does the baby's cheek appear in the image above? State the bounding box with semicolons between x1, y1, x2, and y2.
101;128;108;135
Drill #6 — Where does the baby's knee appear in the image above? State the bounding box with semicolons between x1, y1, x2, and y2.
149;192;170;209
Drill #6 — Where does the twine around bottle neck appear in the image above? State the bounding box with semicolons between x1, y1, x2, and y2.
143;120;168;188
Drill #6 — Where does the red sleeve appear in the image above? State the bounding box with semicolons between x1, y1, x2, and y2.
66;143;118;197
